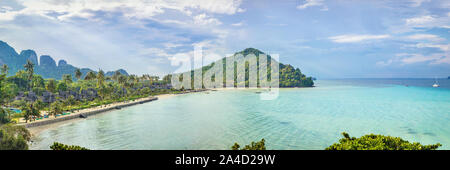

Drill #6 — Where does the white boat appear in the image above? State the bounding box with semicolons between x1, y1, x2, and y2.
432;78;440;88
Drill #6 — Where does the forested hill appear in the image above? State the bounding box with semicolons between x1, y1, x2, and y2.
235;48;314;87
0;40;128;79
173;48;314;88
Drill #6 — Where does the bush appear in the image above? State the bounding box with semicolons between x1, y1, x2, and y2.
0;125;30;150
326;132;442;150
50;142;90;150
231;139;266;150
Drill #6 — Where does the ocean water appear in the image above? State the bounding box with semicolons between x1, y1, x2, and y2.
30;79;450;150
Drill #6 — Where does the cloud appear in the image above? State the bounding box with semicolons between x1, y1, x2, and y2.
404;15;449;29
377;53;449;66
231;21;244;27
414;43;450;52
376;59;394;67
193;13;222;25
328;34;390;43
409;0;431;7
0;0;245;22
406;15;435;25
163;43;183;49
139;48;172;58
400;53;443;64
297;0;328;11
405;34;445;42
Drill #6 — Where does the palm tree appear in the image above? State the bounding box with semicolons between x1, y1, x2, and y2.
97;69;105;87
0;108;12;124
46;79;57;93
118;75;127;85
113;70;122;82
49;101;62;118
23;60;34;91
62;74;73;85
84;71;97;81
128;75;136;87
1;64;8;75
75;68;82;81
21;102;39;123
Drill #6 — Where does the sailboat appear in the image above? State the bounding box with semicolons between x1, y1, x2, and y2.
432;77;440;88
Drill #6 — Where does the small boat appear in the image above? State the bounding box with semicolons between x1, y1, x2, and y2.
432;77;440;88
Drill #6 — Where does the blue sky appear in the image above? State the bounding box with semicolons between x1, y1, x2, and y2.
0;0;449;78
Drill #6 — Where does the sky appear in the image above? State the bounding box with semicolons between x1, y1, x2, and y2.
0;0;449;78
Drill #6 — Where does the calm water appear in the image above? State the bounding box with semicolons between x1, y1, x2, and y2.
30;79;450;150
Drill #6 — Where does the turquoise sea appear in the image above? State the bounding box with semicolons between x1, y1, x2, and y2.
30;79;450;150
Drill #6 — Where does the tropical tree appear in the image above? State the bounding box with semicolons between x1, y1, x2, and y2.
0;125;29;150
46;79;57;93
113;70;122;82
84;71;96;81
23;60;35;91
75;68;82;81
49;101;63;118
118;75;127;85
97;69;105;87
1;64;8;75
62;74;73;85
56;82;68;92
326;132;442;150
20;102;40;123
33;99;45;112
0;74;6;104
0;108;11;124
50;142;89;150
128;75;136;87
231;139;266;150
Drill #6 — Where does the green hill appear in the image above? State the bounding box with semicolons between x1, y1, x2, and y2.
171;48;314;88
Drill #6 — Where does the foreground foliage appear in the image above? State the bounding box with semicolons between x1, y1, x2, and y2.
50;142;90;150
231;138;266;150
0;124;30;150
326;132;442;150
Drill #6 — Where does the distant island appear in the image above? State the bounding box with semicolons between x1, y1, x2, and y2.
0;40;128;80
170;48;314;88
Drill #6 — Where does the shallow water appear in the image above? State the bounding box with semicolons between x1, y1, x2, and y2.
30;79;450;150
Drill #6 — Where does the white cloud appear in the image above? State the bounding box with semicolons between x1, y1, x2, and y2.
432;55;450;64
405;34;445;42
376;59;394;67
414;43;450;52
139;48;172;57
409;0;431;7
0;0;244;22
377;53;449;66
193;13;222;25
404;15;450;29
400;53;443;64
297;0;327;11
231;21;244;27
329;34;390;43
406;15;435;25
163;43;183;49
